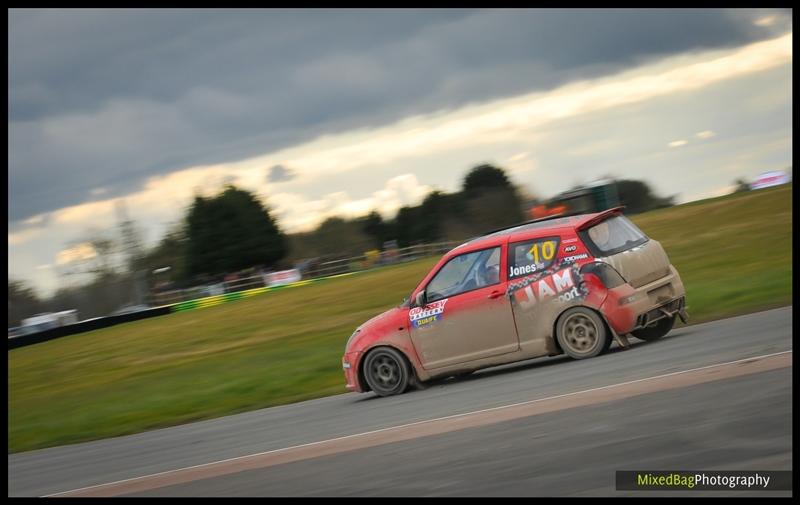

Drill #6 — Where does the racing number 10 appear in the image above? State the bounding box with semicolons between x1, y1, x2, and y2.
528;240;556;263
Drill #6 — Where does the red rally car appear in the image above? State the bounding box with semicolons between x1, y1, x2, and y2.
342;207;688;396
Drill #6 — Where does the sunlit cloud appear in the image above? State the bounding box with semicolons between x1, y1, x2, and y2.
52;199;117;226
668;140;689;148
566;138;622;157
248;33;791;183
8;32;791;246
754;15;777;27
268;173;431;232
23;214;48;226
8;228;44;246
507;152;529;163
695;130;716;139
56;242;97;265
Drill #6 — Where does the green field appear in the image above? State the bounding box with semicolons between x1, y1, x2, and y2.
8;184;792;453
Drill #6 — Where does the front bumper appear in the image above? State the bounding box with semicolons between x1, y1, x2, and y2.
342;351;363;392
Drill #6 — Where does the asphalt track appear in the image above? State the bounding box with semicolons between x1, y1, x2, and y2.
8;306;793;496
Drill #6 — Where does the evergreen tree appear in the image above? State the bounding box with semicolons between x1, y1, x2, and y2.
185;185;287;278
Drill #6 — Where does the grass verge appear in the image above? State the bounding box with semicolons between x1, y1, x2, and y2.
9;184;791;453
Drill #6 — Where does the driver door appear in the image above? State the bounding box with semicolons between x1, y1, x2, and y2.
409;245;519;370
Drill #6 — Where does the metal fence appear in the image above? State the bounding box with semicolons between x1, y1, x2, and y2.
148;241;460;306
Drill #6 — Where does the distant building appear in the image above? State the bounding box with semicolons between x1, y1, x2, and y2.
531;179;620;219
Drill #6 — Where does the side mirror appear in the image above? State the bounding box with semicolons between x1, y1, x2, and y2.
414;290;427;307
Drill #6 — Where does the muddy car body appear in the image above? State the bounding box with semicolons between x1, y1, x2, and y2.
342;207;687;396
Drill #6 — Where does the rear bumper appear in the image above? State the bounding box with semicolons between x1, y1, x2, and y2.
602;264;687;334
634;296;688;330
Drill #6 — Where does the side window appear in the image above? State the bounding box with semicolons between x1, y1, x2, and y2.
427;247;501;302
508;237;561;279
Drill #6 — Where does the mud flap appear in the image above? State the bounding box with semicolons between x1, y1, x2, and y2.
599;313;630;350
614;332;631;349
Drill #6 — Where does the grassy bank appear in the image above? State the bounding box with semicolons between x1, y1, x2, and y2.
9;184;792;453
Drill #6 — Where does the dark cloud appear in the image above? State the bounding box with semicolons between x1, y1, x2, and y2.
8;8;791;222
267;165;296;183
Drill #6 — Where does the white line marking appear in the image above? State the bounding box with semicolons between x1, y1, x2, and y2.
45;349;792;496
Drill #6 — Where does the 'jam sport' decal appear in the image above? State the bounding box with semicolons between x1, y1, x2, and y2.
507;259;588;309
410;299;448;328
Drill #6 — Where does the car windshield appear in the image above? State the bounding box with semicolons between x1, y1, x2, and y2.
584;215;648;256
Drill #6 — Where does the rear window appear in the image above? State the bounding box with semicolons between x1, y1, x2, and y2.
581;215;648;256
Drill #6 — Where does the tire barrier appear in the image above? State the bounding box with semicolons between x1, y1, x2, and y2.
8;306;172;350
8;271;361;351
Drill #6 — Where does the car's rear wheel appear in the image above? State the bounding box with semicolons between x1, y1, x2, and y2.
632;315;675;342
363;347;411;396
556;307;608;359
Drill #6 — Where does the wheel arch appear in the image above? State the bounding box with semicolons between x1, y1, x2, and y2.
550;304;615;354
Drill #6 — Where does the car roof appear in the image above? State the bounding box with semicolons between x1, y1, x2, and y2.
448;208;622;254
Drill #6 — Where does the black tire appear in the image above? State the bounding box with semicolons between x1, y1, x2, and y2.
632;315;675;342
601;324;614;352
556;307;608;359
363;347;411;397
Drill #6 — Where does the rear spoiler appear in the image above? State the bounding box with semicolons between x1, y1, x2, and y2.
575;206;626;231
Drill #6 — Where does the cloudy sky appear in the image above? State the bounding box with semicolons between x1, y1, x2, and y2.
8;8;793;296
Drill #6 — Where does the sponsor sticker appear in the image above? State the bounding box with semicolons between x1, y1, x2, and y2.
509;263;537;277
564;245;577;253
510;238;560;279
507;260;589;310
409;299;448;328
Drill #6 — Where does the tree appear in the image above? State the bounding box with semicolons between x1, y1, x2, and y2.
462;164;515;197
115;200;145;274
360;211;388;249
185;185;287;278
134;223;189;292
462;164;524;233
316;217;372;256
44;272;136;319
614;179;674;214
393;206;424;247
416;191;447;243
733;178;751;193
57;230;120;282
8;279;43;326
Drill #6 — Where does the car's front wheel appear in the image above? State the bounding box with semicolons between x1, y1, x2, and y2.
363;347;411;396
556;307;608;359
632;315;675;342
